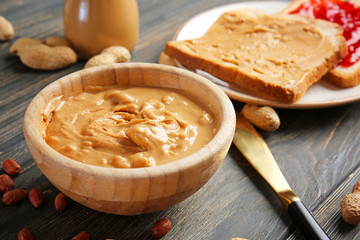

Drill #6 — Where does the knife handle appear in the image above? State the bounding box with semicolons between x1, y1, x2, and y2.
288;200;330;240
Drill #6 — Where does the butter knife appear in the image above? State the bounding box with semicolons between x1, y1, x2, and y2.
233;113;330;240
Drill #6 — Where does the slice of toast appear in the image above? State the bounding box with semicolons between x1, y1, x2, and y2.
281;0;360;88
164;8;347;103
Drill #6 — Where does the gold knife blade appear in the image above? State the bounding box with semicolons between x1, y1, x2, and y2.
233;113;330;240
233;113;299;207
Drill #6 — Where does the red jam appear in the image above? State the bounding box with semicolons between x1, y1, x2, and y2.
290;0;360;67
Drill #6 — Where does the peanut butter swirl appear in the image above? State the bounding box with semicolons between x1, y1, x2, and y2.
45;86;217;168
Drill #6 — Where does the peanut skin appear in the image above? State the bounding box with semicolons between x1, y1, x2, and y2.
18;228;34;240
55;192;69;212
152;218;172;238
2;158;22;175
72;231;90;240
2;187;28;205
29;187;45;208
0;174;14;192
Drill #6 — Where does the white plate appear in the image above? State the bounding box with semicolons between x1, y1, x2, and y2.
174;1;360;109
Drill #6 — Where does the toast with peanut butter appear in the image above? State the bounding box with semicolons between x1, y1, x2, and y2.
281;0;360;88
164;8;347;103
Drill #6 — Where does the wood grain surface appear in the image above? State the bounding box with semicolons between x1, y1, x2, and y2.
1;0;360;239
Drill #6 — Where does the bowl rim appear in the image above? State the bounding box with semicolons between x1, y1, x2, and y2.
23;62;236;180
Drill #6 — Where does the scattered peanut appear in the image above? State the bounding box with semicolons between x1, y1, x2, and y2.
84;46;130;68
3;158;22;175
9;36;70;53
43;36;71;47
341;180;360;224
10;38;42;55
241;104;280;132
21;44;77;70
55;192;69;212
29;187;45;208
10;37;77;70
158;51;176;66
18;228;34;240
0;174;14;192
152;218;172;238
72;231;90;240
2;187;28;205
0;16;14;41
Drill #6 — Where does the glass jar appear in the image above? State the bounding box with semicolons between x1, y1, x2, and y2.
63;0;139;59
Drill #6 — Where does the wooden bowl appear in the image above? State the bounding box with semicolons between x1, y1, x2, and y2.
23;63;236;215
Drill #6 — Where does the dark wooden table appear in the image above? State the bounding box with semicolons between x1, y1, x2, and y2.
1;0;360;239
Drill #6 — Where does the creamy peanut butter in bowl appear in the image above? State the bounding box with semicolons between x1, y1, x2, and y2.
23;63;236;215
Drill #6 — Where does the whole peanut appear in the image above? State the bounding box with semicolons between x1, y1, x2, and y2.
18;228;34;240
0;174;14;192
2;159;22;175
72;231;90;240
0;16;14;41
241;104;280;132
152;218;172;238
2;188;28;205
158;51;176;66
10;37;77;70
341;181;360;224
84;46;130;68
43;36;71;47
29;188;45;208
55;192;69;212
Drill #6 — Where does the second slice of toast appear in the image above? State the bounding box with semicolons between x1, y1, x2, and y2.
165;8;347;103
281;0;360;88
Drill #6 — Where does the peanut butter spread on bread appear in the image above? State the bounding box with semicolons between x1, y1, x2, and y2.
165;9;347;103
